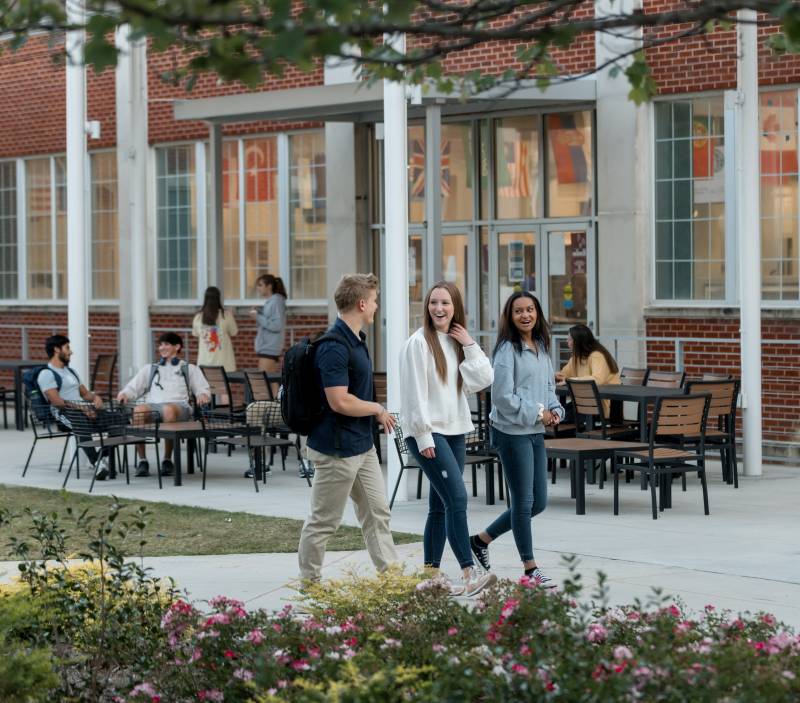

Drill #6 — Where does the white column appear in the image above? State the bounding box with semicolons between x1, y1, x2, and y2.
66;0;89;382
206;122;224;288
383;34;410;501
115;26;151;380
737;10;763;476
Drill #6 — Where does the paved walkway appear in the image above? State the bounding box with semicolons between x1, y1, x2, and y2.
1;426;798;627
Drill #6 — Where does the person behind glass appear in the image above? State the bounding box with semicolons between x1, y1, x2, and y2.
297;273;399;582
399;281;495;597
555;323;621;422
469;292;563;587
249;273;287;397
192;286;238;372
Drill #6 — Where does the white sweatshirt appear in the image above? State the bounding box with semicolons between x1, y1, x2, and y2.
399;328;494;451
120;361;210;405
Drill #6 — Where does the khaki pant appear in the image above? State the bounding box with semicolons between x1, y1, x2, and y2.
298;446;398;581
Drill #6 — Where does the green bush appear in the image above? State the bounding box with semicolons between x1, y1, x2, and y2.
2;504;799;703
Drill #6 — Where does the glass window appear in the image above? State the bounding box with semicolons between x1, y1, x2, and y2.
221;140;240;298
760;90;799;301
546;111;593;217
26;157;53;299
54;156;67;299
156;145;197;299
0;161;17;299
495;116;539;219
654;97;726;300
441;122;474;222
289;131;326;299
243;137;279;297
90;151;118;299
408;124;425;223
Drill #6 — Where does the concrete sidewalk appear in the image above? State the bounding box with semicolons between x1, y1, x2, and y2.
1;425;798;626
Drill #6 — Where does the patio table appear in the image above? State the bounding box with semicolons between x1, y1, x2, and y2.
130;420;206;486
0;359;44;431
545;438;647;514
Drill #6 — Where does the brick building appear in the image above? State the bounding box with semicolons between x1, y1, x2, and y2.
0;2;798;457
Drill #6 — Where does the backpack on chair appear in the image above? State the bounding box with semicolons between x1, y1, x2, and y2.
280;330;352;436
22;365;80;424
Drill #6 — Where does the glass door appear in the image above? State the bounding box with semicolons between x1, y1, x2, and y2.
441;227;479;332
542;224;596;363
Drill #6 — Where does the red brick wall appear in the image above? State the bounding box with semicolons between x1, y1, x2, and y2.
0;309;328;389
645;315;800;450
643;3;800;94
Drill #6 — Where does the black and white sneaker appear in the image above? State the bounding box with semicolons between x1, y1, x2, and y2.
135;459;150;477
160;459;174;477
93;457;109;481
470;535;491;572
527;567;557;589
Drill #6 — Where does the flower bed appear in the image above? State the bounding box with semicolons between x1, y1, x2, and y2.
1;504;798;702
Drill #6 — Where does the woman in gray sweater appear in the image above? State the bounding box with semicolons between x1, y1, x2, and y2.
249;273;287;393
470;291;563;587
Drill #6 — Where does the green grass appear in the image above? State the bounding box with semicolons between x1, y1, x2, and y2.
0;485;421;559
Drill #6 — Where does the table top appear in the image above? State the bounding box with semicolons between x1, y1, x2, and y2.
546;438;648;451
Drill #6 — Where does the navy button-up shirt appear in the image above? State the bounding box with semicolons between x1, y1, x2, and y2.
307;318;375;458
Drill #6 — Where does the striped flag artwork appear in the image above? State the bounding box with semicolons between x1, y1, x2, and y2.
497;140;531;199
546;113;588;184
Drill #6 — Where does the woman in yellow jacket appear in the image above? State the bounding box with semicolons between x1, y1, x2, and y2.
555;324;620;420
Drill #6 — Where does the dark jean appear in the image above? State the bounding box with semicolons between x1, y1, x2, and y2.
406;433;474;569
485;428;548;562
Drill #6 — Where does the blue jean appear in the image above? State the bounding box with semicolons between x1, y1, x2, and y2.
484;428;548;562
406;433;474;569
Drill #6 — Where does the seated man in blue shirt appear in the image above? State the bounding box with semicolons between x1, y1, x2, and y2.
38;334;111;479
298;273;398;582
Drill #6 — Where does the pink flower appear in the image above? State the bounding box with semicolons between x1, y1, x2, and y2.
613;645;633;660
223;650;236;659
626;611;641;622
272;623;282;633
291;660;311;671
432;643;446;653
512;664;530;676
519;644;531;656
233;668;254;681
667;604;681;618
675;620;694;634
447;627;459;636
783;671;797;680
203;613;231;627
500;598;520;619
761;614;777;627
246;628;264;645
131;683;159;699
209;596;245;610
704;604;716;613
197;691;224;702
586;623;608;643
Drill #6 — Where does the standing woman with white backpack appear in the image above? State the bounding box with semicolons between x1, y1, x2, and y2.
399;281;495;597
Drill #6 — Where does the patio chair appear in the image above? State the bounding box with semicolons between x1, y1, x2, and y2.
685;379;740;488
0;384;16;429
645;370;686;388
200;407;262;491
567;379;639;441
465;403;504;505
388;414;425;509
61;403;162;492
243;369;274;402
619;367;649;386
200;365;245;415
612;393;711;519
702;373;734;381
22;407;73;478
90;353;118;404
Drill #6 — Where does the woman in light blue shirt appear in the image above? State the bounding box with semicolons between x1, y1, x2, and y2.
469;291;563;587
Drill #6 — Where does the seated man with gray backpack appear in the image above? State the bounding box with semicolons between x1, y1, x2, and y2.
117;332;211;477
24;334;112;479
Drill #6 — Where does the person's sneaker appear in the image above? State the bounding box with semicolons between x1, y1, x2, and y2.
462;567;497;597
134;459;150;478
93;457;109;481
160;459;174;477
470;535;491;571
526;567;557;589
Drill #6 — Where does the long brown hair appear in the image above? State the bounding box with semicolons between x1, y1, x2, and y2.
201;286;224;326
256;273;287;298
569;324;619;374
493;291;550;358
423;281;466;392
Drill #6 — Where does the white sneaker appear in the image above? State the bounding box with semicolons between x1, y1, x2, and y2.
528;567;557;589
463;567;497;597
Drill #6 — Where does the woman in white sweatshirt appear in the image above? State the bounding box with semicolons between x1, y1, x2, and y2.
399;281;495;597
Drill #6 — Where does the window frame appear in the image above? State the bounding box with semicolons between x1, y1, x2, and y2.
89;148;120;304
0;158;19;300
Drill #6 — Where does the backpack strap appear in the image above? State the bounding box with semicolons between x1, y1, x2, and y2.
146;363;159;393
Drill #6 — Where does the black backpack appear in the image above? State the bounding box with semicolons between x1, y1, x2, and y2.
280;330;352;436
22;365;80;423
